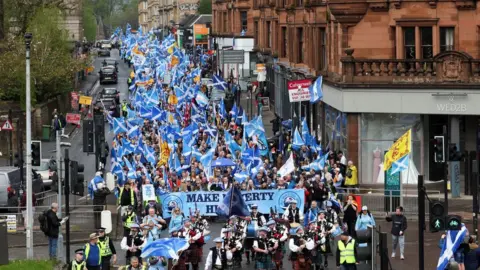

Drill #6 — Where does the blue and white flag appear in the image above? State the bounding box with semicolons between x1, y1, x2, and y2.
212;74;228;91
216;186;250;217
195;92;209;108
309;76;323;104
292;127;305;151
390;155;409;175
141;238;189;259
437;224;468;270
113;118;128;135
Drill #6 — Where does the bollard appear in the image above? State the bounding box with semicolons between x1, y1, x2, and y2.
0;220;8;264
379;232;388;270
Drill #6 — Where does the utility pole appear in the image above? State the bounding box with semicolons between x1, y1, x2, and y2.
473;159;478;240
64;149;71;263
55;129;64;262
418;175;425;270
8;109;12;166
443;124;449;212
24;32;33;259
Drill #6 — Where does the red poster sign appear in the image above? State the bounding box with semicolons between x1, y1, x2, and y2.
66;113;81;126
287;79;312;102
71;91;79;100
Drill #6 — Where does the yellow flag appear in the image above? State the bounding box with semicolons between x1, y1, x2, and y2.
171;56;179;67
384;129;412;171
168;95;178;105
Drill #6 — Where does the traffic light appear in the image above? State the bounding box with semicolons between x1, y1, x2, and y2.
449;144;465;161
83;119;94;153
445;215;462;230
433;136;445;163
356;229;373;265
429;200;446;232
31;141;41;166
70;160;85;196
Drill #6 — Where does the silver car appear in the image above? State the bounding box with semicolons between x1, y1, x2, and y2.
32;159;56;187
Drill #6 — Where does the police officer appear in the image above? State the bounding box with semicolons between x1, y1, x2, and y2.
68;248;86;270
205;237;233;270
336;232;358;270
122;99;128;117
98;227;117;270
84;233;102;270
122;205;138;237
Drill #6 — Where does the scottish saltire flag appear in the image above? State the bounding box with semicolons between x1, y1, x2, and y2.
301;118;312;145
309;76;323;103
195;92;209;108
111;162;125;186
390;155;409;175
113;118;128;134
234;171;249;183
123;157;137;179
141;238;189;259
292;127;305;151
212;75;228;91
437;224;468;270
219;99;227;119
304;208;319;227
216;186;250;217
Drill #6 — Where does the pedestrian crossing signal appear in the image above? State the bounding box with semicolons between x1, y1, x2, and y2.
445;215;462;230
429;200;446;232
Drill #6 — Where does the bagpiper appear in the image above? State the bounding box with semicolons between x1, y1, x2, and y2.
221;227;243;269
266;219;288;270
204;237;233;270
252;227;274;270
171;226;188;270
317;210;334;269
307;219;326;270
183;220;203;270
283;200;304;224
288;227;314;270
245;204;266;264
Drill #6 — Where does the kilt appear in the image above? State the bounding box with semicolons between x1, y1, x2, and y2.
255;259;274;269
245;238;255;250
293;255;312;270
272;249;283;263
226;261;237;270
310;250;323;265
185;245;202;264
172;257;187;270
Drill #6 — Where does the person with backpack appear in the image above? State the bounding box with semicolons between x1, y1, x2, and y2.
40;202;67;259
355;205;376;232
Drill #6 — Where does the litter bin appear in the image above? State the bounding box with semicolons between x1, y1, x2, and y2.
42;125;51;141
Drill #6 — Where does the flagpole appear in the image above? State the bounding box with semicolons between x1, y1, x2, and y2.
228;186;235;217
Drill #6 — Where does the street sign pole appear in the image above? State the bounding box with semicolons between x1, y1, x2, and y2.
64;149;71;263
473;159;479;240
418;174;425;270
56;129;65;263
8;109;12;166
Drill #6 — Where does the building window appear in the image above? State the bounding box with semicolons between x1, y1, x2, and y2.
266;21;271;48
240;11;248;32
254;0;258;8
224;12;228;32
254;21;259;46
317;28;326;70
281;0;286;7
297;27;304;63
420;27;433;59
403;27;415;59
282;27;287;57
297;0;303;7
440;27;454;52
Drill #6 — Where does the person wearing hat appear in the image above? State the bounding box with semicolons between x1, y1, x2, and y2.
252;227;274;270
336;232;358;269
221;226;243;269
317;210;334;268
122;205;139;237
355;205;375;232
204;237;233;270
282;199;304;224
147;256;167;270
244;204;266;264
68;248;86;270
118;181;138;210
121;223;145;265
84;233;102;270
98;227;117;270
288;226;314;270
266;219;288;270
325;200;339;226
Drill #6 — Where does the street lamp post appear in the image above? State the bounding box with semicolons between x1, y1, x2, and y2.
24;32;33;259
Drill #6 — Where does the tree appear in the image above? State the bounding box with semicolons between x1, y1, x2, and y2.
197;0;212;15
0;7;85;103
0;0;4;41
83;0;97;41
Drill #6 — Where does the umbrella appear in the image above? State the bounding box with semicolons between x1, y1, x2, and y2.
141;238;189;259
211;157;236;167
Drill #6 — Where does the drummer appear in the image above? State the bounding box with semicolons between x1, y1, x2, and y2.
283;200;304;225
288;227;314;270
245;204;266;265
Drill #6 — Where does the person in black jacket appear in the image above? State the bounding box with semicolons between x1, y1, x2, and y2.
46;202;66;259
93;183;111;229
386;206;408;260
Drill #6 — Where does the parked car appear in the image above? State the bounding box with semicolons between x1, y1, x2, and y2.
102;58;118;71
99;66;118;84
100;40;112;50
0;167;44;207
32;158;57;188
99;87;120;103
97;98;120;117
98;49;111;57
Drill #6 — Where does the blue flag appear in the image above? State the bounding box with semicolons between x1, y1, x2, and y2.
292;127;305;151
216;186;250;217
309;76;323;103
212;74;228;91
437;224;468;270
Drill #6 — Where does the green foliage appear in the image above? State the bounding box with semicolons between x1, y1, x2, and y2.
198;0;212;14
0;7;85;103
1;260;55;270
107;0;139;30
83;0;97;41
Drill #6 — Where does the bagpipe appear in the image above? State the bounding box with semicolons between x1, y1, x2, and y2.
189;204;208;245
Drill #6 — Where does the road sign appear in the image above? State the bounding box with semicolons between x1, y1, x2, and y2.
221;50;245;64
79;95;93;105
66;113;81;125
1;119;13;131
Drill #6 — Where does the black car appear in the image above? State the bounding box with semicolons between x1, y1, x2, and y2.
97;98;119;117
99;87;120;103
99;66;118;84
98;49;111;57
102;59;118;71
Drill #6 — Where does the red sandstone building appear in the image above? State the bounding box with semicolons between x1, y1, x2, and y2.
212;0;480;187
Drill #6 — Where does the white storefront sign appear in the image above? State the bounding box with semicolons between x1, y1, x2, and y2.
287;79;311;102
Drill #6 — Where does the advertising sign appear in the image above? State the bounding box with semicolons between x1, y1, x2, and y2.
66;113;81;125
287;79;312;102
79;95;93;105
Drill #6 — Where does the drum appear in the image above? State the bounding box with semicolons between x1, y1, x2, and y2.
247;223;257;238
305;240;315;250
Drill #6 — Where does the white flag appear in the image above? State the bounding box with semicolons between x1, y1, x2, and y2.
278;153;295;177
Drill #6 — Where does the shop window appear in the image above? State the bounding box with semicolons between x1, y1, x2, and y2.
403;27;415;59
254;21;259;46
420;27;433;59
440;27;454;52
240;11;248;32
317;28;326;71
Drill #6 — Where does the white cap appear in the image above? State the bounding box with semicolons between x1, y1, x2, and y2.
97;182;104;189
362;205;368;211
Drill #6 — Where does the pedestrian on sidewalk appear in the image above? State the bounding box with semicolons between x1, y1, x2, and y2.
45;202;67;259
386;206;407;260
